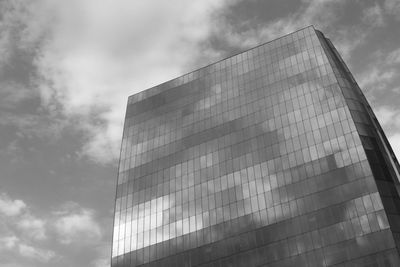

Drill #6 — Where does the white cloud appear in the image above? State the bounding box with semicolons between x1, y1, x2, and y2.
0;193;55;264
355;46;400;99
384;0;400;20
362;3;384;27
0;193;26;216
2;0;389;164
212;0;393;65
374;106;400;161
0;192;110;266
0;0;237;164
53;202;102;244
387;48;400;65
91;258;110;267
0;234;54;263
18;243;55;262
16;215;47;241
358;67;396;91
388;132;400;165
375;106;400;128
0;236;19;250
388;133;400;163
209;0;371;61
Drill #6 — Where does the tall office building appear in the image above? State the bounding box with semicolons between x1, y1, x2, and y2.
111;26;400;266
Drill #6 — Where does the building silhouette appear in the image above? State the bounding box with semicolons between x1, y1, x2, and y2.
111;26;400;266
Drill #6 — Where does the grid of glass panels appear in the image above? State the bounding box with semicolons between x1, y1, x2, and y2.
111;26;400;266
316;30;400;260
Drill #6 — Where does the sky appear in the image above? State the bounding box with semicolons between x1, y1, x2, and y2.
0;0;400;266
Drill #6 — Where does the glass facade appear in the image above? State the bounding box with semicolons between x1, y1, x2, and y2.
111;26;400;266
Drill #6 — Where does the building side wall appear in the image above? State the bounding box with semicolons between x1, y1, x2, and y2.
316;30;400;257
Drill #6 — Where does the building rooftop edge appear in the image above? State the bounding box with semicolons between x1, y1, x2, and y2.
128;25;316;102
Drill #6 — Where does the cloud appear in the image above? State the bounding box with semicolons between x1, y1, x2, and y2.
210;0;395;65
0;193;26;216
387;48;400;65
362;3;384;27
0;81;35;110
211;0;343;49
0;236;19;250
207;0;376;61
0;0;238;164
18;243;55;262
374;105;400;161
16;215;47;241
0;235;55;263
91;258;110;267
0;193;55;264
89;236;111;267
384;0;400;20
375;106;400;129
358;67;396;92
1;0;390;165
0;192;107;266
388;133;400;162
356;47;400;100
53;202;102;245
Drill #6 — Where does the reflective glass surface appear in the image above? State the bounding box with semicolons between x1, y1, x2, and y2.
111;26;400;266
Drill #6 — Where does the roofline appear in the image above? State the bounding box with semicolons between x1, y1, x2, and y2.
128;25;316;101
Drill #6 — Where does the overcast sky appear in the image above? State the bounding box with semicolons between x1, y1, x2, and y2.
1;0;400;266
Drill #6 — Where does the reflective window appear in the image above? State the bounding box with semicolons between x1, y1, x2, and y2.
111;26;400;267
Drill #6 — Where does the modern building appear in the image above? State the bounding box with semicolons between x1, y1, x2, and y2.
111;26;400;266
